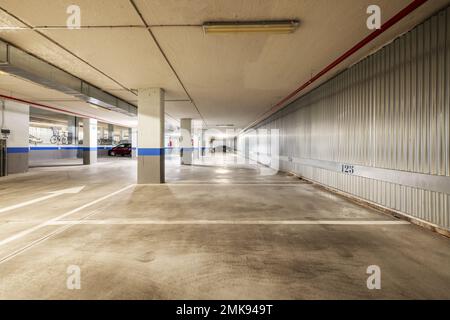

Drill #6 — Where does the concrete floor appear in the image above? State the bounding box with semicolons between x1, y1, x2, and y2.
0;152;449;299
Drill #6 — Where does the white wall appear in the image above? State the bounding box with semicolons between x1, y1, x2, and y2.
0;100;29;148
1;100;29;174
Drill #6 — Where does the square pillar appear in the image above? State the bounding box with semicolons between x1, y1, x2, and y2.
83;118;97;165
200;129;206;157
1;100;29;174
180;118;192;165
245;135;250;163
108;123;114;145
192;125;200;159
138;88;165;184
67;117;76;145
131;127;137;159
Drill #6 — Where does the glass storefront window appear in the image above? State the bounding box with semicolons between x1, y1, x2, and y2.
97;122;112;145
29;107;78;146
97;122;131;146
113;125;130;145
29;108;132;148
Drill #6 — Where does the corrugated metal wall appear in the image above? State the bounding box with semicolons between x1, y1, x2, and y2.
238;6;450;231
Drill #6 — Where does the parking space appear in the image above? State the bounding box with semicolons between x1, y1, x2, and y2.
0;154;449;299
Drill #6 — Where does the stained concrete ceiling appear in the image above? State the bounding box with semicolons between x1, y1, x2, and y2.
0;0;449;129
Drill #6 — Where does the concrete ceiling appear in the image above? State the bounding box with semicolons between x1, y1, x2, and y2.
0;0;449;129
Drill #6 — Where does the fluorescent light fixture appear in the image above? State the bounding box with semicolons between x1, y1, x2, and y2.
89;103;101;110
216;124;234;128
203;20;299;34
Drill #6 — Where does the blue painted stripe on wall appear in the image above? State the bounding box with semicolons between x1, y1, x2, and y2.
7;147;29;154
29;146;116;151
59;147;80;150
30;147;57;151
28;146;210;152
30;146;88;151
138;148;165;156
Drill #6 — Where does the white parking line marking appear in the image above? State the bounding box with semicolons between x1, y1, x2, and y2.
47;219;410;226
0;184;135;260
139;183;304;186
0;186;85;214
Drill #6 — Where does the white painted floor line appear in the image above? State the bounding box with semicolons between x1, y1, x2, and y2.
165;180;300;183
0;223;77;265
139;183;304;186
0;186;85;215
0;185;136;265
0;207;109;265
0;184;135;248
47;219;410;226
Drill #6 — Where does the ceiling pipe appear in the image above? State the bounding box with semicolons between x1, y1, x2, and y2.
0;93;179;128
242;0;429;133
0;40;137;117
0;94;130;127
0;6;135;97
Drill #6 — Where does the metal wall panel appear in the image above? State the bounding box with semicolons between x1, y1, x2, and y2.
238;6;450;231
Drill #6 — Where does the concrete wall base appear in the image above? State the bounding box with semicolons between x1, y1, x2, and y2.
7;153;28;174
288;171;450;239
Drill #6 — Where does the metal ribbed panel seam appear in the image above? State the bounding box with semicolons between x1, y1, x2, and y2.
238;6;450;231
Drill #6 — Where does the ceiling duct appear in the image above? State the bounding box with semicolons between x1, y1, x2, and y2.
0;40;137;117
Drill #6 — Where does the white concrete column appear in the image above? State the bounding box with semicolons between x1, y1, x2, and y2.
83;118;97;165
107;123;114;145
67;117;76;145
180;118;192;165
0;100;29;174
192;126;201;159
200;128;206;157
138;88;165;184
246;136;251;160
247;130;256;163
131;127;138;159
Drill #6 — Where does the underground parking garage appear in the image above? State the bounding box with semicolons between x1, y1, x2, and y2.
0;0;450;311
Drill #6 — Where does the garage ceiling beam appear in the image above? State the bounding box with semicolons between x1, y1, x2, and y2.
128;0;206;126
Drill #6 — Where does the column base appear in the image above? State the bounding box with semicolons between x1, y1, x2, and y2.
83;150;97;165
138;155;165;184
181;149;193;165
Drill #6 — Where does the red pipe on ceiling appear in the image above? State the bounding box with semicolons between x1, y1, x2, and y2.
242;0;429;132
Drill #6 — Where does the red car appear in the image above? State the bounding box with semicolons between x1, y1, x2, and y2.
108;143;132;157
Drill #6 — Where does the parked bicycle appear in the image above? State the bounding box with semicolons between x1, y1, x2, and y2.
50;128;68;145
29;134;43;145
